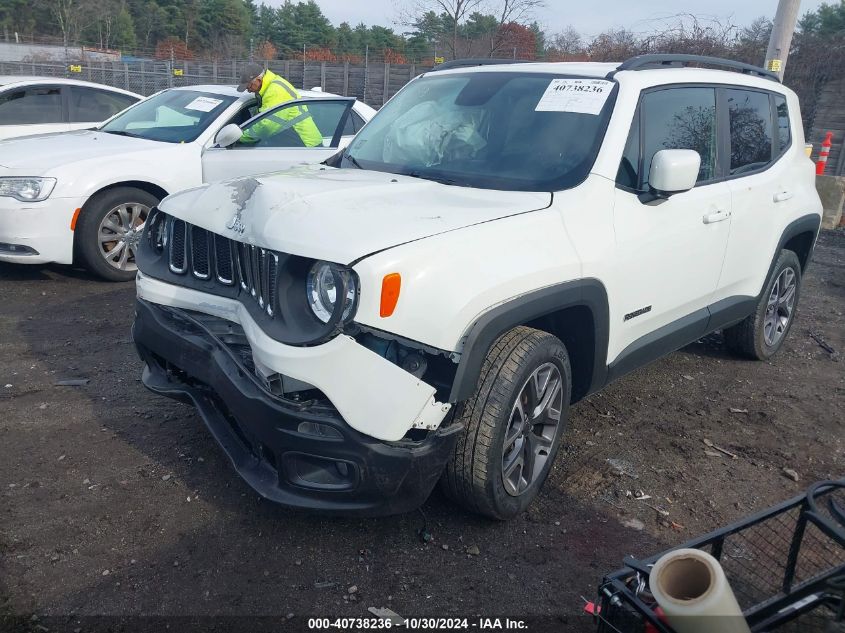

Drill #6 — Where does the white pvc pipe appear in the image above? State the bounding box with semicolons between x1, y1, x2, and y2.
649;548;751;633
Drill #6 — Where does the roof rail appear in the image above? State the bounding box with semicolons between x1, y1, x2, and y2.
429;58;534;72
610;54;780;82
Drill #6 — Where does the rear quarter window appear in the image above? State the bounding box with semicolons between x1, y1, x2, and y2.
69;87;138;123
774;94;791;156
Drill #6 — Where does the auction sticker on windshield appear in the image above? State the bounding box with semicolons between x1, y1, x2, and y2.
535;79;613;115
185;96;224;112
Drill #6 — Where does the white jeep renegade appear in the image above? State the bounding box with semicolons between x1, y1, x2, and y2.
132;55;823;519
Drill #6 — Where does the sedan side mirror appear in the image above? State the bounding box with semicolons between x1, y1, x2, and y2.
648;149;701;198
214;124;242;148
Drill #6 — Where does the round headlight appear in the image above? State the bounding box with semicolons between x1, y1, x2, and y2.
306;261;357;324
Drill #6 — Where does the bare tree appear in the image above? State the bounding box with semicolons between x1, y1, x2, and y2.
89;0;123;48
402;0;544;58
41;0;85;54
496;0;545;26
548;25;584;59
405;0;485;58
588;28;643;61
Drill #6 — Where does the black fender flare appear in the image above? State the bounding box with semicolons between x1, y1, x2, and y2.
448;279;609;403
763;213;821;285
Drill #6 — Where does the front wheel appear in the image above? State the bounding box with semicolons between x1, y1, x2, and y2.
724;249;802;360
440;326;572;520
75;187;159;282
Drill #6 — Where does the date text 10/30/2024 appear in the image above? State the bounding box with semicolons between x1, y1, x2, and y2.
308;618;529;630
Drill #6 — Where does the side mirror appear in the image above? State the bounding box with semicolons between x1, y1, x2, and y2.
214;124;242;148
648;149;701;198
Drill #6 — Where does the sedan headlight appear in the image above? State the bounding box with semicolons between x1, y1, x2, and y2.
306;260;357;325
0;177;57;202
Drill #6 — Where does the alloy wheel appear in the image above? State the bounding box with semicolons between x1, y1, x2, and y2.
97;202;150;272
501;362;564;497
764;267;797;347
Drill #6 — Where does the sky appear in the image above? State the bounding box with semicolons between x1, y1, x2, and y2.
281;0;832;38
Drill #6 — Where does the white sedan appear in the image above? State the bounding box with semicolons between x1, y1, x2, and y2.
0;84;375;280
0;76;140;141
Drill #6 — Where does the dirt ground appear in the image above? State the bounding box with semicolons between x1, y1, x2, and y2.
1;229;842;632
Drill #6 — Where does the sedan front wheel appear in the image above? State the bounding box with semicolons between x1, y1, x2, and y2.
76;187;159;282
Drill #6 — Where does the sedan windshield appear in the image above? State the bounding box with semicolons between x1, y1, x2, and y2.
342;72;616;191
100;90;237;143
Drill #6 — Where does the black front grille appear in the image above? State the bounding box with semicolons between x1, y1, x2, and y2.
191;226;210;279
164;216;279;316
169;219;187;273
214;236;234;285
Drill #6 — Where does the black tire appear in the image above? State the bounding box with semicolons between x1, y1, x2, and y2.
440;326;572;520
76;187;159;282
724;249;802;360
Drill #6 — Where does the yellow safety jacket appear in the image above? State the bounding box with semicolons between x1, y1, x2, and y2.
241;69;323;147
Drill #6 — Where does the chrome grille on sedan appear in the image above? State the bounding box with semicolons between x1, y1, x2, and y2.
164;217;279;316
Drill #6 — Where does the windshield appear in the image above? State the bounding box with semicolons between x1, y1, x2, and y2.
341;72;617;191
100;90;237;143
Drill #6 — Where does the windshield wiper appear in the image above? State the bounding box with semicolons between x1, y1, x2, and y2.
406;171;458;186
101;130;141;138
345;153;364;169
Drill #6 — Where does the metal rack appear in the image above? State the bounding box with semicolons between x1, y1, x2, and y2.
596;480;845;633
612;54;780;82
430;58;535;72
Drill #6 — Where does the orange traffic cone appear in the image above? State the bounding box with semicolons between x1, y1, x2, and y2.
816;131;833;175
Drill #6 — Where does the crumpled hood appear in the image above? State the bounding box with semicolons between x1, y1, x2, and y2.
0;130;163;172
158;164;552;264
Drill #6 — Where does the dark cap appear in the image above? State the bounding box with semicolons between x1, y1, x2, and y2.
237;63;264;91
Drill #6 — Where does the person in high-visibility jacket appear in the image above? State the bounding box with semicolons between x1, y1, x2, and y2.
236;63;323;147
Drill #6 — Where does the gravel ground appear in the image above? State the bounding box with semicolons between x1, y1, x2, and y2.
0;229;842;633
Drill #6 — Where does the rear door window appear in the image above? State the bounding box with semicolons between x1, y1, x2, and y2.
0;86;64;125
726;89;773;174
69;87;139;123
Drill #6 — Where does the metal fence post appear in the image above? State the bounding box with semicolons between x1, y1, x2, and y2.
364;45;369;104
382;62;390;106
213;60;218;83
343;61;349;96
320;61;326;91
124;62;129;89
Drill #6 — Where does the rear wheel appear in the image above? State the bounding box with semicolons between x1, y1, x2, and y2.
724;249;802;360
440;326;571;520
76;187;158;282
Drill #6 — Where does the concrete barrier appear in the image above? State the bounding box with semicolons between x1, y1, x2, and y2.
816;175;845;229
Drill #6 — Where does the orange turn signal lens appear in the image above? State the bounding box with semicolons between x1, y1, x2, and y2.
380;273;401;318
70;208;82;231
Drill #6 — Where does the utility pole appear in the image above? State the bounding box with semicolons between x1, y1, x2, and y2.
765;0;802;80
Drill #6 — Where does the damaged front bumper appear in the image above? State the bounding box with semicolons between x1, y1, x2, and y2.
132;296;461;516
